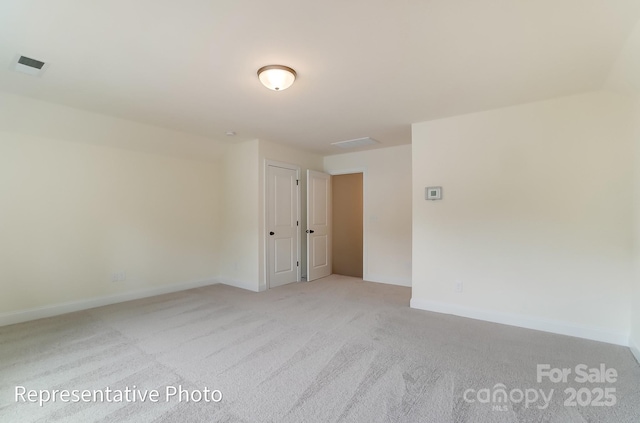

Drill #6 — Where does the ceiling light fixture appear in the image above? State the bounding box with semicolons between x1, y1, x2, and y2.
257;65;296;91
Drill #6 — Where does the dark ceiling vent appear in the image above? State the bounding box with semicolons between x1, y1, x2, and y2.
18;56;45;70
13;54;48;76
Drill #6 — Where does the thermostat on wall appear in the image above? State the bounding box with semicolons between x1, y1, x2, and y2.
426;186;442;200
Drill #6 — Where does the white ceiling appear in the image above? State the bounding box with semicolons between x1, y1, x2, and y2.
1;0;639;155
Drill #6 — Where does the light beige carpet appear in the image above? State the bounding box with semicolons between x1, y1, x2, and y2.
1;275;639;422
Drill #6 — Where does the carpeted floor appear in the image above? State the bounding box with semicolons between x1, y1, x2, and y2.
1;275;639;422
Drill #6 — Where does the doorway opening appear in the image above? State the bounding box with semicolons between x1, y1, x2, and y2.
332;173;363;278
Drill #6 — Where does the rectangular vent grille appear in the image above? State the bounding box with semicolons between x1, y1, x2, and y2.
12;54;48;76
331;137;379;149
18;56;45;69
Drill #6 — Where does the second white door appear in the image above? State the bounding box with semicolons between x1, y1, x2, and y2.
307;170;332;281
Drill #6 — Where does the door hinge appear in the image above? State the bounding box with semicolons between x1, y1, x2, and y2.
296;179;299;185
297;261;299;267
297;220;299;226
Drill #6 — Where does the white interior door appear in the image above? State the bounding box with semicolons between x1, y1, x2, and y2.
307;170;332;281
267;165;299;288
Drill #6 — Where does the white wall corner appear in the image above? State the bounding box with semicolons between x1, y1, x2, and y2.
217;277;261;293
0;277;219;327
365;273;412;287
409;298;629;347
630;337;640;364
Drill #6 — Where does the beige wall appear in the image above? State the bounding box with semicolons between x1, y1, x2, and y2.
411;91;635;345
0;92;227;161
218;140;261;291
0;93;223;322
0;96;324;314
607;20;640;356
632;101;640;357
332;173;364;278
324;145;412;287
0;130;221;318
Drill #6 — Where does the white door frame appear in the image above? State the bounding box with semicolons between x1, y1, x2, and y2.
327;168;368;281
264;160;301;288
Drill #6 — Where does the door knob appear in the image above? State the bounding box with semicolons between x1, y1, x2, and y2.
269;231;275;235
306;230;315;233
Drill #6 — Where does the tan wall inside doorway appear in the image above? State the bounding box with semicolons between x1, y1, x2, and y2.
332;173;363;278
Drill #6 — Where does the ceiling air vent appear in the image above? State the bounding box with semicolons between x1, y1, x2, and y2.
331;137;379;149
12;55;48;76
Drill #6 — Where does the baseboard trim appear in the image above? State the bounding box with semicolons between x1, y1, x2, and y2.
630;338;640;364
410;298;628;346
0;277;219;327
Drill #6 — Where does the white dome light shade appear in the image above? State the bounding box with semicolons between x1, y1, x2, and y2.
257;65;297;91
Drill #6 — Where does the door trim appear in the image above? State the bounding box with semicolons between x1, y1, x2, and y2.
264;160;301;289
327;167;367;282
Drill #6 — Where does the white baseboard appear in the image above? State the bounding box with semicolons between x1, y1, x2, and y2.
410;298;628;346
0;277;219;327
217;277;259;292
630;338;640;364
